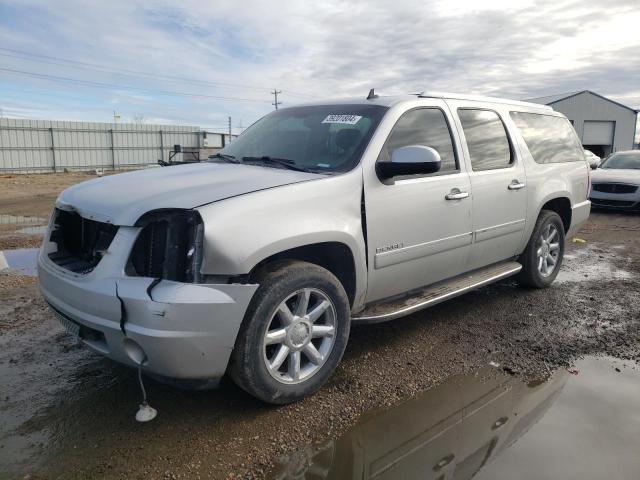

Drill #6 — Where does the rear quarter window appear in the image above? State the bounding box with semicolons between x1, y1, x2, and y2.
510;112;584;164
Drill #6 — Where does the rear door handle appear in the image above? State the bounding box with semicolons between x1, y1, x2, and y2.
508;180;526;190
445;188;470;200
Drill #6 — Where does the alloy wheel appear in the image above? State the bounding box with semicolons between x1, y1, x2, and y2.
262;288;337;384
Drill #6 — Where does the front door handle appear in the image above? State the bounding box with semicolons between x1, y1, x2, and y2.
508;180;526;190
445;188;470;200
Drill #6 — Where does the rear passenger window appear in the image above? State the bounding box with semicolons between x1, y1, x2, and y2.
510;112;584;164
378;108;457;174
458;109;512;171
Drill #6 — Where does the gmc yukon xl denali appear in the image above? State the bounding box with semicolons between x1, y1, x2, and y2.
38;92;591;403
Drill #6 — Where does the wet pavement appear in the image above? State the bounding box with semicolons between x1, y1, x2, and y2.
268;356;640;480
0;211;639;479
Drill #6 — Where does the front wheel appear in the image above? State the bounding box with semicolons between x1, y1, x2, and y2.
516;210;565;288
228;260;351;404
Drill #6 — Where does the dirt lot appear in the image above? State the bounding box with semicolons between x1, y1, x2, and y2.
0;173;99;250
1;173;639;479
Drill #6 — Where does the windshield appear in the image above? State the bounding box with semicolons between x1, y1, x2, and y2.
601;151;640;170
215;104;388;173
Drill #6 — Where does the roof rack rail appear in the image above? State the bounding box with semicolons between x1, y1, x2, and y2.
414;91;553;110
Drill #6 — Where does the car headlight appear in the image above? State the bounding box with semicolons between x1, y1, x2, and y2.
128;209;203;283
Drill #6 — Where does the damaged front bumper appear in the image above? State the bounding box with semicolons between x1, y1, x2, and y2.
38;234;258;381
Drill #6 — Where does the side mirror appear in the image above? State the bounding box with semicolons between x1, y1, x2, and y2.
377;145;441;179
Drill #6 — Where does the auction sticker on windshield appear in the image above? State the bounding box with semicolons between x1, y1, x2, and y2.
322;114;362;125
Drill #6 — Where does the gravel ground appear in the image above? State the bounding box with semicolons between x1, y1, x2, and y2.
0;173;638;479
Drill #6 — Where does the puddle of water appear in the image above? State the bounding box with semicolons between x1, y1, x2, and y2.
269;356;640;479
0;248;39;276
475;357;640;480
558;244;634;283
16;225;48;235
0;214;46;225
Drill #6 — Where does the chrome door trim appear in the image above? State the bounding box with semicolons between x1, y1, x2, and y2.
374;231;473;269
474;219;526;243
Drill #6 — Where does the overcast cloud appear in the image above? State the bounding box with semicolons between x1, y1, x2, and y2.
0;0;638;136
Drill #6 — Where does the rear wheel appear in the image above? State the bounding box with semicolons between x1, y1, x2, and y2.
228;260;350;404
516;210;565;288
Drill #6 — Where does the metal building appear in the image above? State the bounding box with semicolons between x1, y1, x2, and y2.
526;90;638;157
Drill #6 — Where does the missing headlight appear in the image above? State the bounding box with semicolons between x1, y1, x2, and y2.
128;209;204;283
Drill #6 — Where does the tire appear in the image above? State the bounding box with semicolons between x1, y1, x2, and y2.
516;210;565;288
228;260;351;404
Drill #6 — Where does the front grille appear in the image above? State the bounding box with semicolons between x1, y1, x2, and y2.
591;183;638;194
590;198;637;208
48;209;118;274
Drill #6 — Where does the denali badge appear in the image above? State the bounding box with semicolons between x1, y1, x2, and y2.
376;243;404;254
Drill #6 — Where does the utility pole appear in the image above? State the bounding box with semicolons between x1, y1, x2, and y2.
228;116;232;136
271;89;282;110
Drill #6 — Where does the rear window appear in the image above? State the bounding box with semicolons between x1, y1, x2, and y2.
510;112;584;164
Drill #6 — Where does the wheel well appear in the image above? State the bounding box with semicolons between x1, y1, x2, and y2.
250;242;357;307
541;197;571;232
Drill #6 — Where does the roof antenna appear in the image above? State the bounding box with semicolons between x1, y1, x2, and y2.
366;88;378;100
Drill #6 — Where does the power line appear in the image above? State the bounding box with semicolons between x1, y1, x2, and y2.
0;67;272;103
272;89;282;110
0;47;318;99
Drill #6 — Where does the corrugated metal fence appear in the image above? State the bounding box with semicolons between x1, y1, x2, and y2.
0;118;233;173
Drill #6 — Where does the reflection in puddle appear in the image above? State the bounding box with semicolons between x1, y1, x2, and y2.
0;214;46;225
0;248;39;276
270;357;640;480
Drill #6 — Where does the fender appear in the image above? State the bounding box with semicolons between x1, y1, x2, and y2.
196;168;368;309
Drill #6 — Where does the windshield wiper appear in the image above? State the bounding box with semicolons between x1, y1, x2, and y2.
241;156;314;173
208;153;240;163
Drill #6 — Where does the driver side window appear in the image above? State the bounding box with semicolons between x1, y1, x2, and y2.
378;108;458;174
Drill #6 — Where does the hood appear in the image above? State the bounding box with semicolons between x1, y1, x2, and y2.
56;162;321;225
591;168;640;185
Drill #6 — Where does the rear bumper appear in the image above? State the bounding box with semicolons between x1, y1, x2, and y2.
38;252;258;380
566;200;591;238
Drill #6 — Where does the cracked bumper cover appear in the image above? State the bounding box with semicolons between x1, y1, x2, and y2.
38;253;258;380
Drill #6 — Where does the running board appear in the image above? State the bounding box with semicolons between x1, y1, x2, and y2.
353;261;522;324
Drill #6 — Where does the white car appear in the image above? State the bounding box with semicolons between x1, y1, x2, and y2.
584;149;601;169
590;150;640;210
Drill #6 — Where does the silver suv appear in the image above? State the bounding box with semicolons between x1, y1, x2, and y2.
38;92;591;403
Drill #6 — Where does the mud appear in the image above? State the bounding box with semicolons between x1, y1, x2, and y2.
0;176;639;479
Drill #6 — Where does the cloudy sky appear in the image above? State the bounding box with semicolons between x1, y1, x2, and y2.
0;0;638;136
